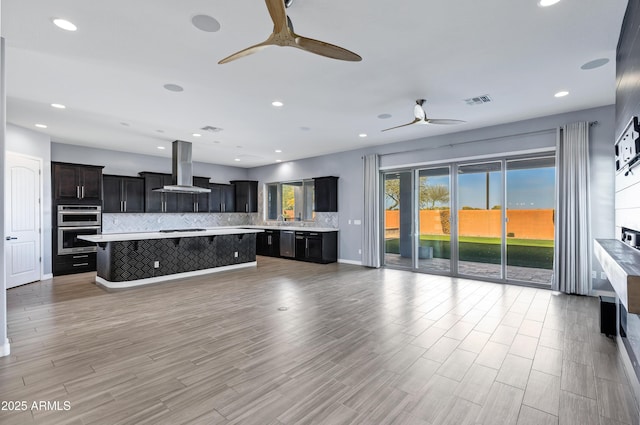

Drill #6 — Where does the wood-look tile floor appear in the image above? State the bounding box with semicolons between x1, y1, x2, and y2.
2;257;639;425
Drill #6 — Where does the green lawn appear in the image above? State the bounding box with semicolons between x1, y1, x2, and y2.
385;235;554;269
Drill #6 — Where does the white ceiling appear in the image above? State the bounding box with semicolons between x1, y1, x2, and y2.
1;0;628;168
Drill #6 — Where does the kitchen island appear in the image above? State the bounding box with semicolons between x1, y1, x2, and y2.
80;228;262;289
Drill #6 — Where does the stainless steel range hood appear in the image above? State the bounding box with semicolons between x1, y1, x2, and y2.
153;140;211;194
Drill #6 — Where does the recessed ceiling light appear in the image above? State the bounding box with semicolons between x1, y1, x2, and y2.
163;83;184;92
52;18;77;31
157;146;166;150
272;101;284;107
377;113;392;119
538;0;561;6
51;103;66;109
192;133;202;137
275;149;282;153
234;158;241;162
581;58;610;70
35;124;47;129
359;133;368;138
554;91;569;98
191;14;221;33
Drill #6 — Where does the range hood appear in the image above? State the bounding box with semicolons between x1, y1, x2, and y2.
153;140;211;194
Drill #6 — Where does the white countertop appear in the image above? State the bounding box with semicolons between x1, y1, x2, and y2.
79;227;263;243
242;225;338;232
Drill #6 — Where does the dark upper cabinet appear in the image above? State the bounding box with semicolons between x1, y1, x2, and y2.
103;175;144;213
192;177;210;213
139;172;209;213
314;176;338;212
53;162;104;204
230;180;258;213
209;183;235;213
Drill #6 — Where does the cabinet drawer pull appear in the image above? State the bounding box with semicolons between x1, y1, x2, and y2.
72;263;89;267
72;255;89;259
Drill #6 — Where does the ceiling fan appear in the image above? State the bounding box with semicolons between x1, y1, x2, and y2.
382;99;466;132
218;0;362;64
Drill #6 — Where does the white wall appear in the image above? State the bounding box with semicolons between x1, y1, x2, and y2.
249;105;616;291
6;124;52;276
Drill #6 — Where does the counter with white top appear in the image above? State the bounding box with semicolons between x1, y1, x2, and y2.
242;225;339;232
79;228;263;289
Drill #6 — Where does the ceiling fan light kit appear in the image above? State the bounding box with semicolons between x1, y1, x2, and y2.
219;0;362;64
381;99;466;132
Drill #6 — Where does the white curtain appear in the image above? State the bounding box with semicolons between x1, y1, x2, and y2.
362;154;380;268
553;122;591;294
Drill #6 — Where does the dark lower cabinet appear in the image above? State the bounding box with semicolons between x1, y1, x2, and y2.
256;230;280;257
54;253;97;275
294;231;337;263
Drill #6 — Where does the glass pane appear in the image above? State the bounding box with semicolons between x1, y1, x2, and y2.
506;157;555;284
303;180;315;220
417;167;451;273
384;171;413;268
267;184;278;220
457;162;502;278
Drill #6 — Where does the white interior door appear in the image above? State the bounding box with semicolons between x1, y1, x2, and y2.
5;152;42;288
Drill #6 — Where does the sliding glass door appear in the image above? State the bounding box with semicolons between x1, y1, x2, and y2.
505;157;555;284
417;167;451;273
457;162;503;279
382;155;555;286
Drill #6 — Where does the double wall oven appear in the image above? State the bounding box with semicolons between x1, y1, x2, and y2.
54;205;101;274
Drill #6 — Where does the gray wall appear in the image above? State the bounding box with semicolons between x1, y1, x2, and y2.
249;105;616;292
6;124;52;276
51;142;249;183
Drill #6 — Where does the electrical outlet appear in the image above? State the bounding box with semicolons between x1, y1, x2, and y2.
358;249;362;254
234;251;238;258
601;272;607;280
154;261;160;268
354;219;362;225
592;271;597;279
348;219;352;224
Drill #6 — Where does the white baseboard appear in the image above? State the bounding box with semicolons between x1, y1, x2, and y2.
338;259;363;266
41;273;53;280
1;339;10;357
95;262;257;290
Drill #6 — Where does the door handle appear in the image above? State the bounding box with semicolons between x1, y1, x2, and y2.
123;200;127;212
76;186;80;199
5;236;17;240
81;186;85;199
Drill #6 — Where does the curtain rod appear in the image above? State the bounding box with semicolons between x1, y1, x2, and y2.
378;121;599;160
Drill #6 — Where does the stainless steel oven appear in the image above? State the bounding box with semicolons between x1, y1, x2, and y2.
57;226;100;255
58;205;102;226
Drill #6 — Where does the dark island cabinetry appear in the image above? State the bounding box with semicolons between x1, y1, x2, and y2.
230;180;258;213
103;175;145;213
53;162;104;203
314;176;338;212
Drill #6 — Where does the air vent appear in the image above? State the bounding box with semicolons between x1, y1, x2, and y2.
465;94;492;105
201;126;224;133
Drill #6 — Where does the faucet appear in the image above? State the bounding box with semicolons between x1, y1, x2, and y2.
276;214;286;224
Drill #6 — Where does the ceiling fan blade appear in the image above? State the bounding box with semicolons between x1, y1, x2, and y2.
218;40;273;64
425;119;466;125
381;118;422;132
294;36;362;62
265;0;288;32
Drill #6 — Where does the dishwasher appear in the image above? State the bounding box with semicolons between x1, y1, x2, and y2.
279;230;295;258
